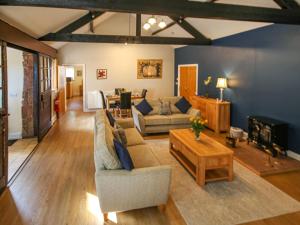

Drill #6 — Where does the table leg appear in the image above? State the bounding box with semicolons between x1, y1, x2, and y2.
106;99;110;110
196;157;206;187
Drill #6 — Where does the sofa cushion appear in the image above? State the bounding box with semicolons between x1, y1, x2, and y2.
127;145;160;168
113;124;128;147
135;99;153;115
175;97;192;113
161;96;182;114
147;99;161;115
159;100;171;115
114;139;134;171
95;121;122;170
144;115;171;126
168;113;191;125
124;128;145;146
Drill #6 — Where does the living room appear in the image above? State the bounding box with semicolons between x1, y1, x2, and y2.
1;1;300;225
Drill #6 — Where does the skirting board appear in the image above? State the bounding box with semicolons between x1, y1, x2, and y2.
288;150;300;161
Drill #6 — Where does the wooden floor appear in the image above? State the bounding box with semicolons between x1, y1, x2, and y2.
8;138;38;181
0;98;299;225
0;97;186;225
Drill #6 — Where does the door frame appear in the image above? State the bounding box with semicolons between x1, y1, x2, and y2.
177;64;198;96
62;64;86;111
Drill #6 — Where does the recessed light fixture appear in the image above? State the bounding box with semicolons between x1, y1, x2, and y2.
158;20;167;29
143;22;151;30
148;16;157;25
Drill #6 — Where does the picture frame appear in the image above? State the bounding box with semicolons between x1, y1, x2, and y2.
96;69;107;80
137;59;163;79
77;70;82;77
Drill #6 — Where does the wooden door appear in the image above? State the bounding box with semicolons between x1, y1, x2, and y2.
0;41;8;194
38;54;52;141
179;66;197;101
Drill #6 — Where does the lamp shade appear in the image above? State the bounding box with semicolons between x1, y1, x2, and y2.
216;78;228;89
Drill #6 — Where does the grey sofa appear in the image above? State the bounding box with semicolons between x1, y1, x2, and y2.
94;110;171;219
132;96;200;135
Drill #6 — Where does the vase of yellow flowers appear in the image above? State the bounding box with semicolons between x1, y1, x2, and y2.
190;116;207;141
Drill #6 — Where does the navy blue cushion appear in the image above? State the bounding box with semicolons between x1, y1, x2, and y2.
106;110;115;127
113;139;134;171
135;99;153;115
175;97;192;113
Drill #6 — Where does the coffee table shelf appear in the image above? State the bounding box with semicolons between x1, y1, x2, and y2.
170;129;234;187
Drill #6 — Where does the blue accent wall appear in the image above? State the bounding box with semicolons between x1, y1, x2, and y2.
175;24;300;153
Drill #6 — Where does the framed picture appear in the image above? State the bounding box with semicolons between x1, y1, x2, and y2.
137;59;163;79
77;70;82;77
96;69;107;80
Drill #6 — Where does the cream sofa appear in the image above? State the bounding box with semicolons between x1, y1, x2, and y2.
132;96;200;135
94;110;171;218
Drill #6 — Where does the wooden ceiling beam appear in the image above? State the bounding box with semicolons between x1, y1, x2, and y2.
169;16;209;41
39;33;211;45
56;11;105;34
2;0;300;25
136;13;141;36
152;21;176;35
273;0;300;9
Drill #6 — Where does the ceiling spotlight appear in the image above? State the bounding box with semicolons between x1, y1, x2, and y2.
158;20;167;29
143;22;151;30
148;16;157;25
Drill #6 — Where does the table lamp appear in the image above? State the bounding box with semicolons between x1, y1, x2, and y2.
216;78;227;101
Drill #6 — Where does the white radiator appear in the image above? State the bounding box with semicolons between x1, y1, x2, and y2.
87;91;101;109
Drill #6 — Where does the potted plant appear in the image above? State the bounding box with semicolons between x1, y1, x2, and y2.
190;116;207;141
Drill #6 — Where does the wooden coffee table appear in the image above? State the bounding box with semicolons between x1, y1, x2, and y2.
169;129;234;187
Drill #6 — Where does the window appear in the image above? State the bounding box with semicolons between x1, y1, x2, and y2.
66;67;75;80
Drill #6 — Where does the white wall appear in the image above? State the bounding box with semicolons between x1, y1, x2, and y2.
7;47;24;140
58;43;174;111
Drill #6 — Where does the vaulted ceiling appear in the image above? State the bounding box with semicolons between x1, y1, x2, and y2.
0;0;299;49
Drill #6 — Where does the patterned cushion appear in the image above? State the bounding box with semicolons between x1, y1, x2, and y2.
113;139;134;171
135;99;153;115
95;121;122;170
161;96;182;114
113;124;128;147
159;100;171;115
175;97;192;113
146;99;161;115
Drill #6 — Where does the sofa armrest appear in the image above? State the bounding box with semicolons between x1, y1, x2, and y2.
188;108;201;117
95;166;171;213
131;106;145;134
116;118;134;129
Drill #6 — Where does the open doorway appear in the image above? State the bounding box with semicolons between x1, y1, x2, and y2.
7;47;38;181
64;64;84;112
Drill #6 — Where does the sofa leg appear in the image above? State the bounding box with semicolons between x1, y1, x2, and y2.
103;213;109;222
158;204;166;212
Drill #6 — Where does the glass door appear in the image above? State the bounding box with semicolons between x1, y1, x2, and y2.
0;41;8;194
38;54;52;140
